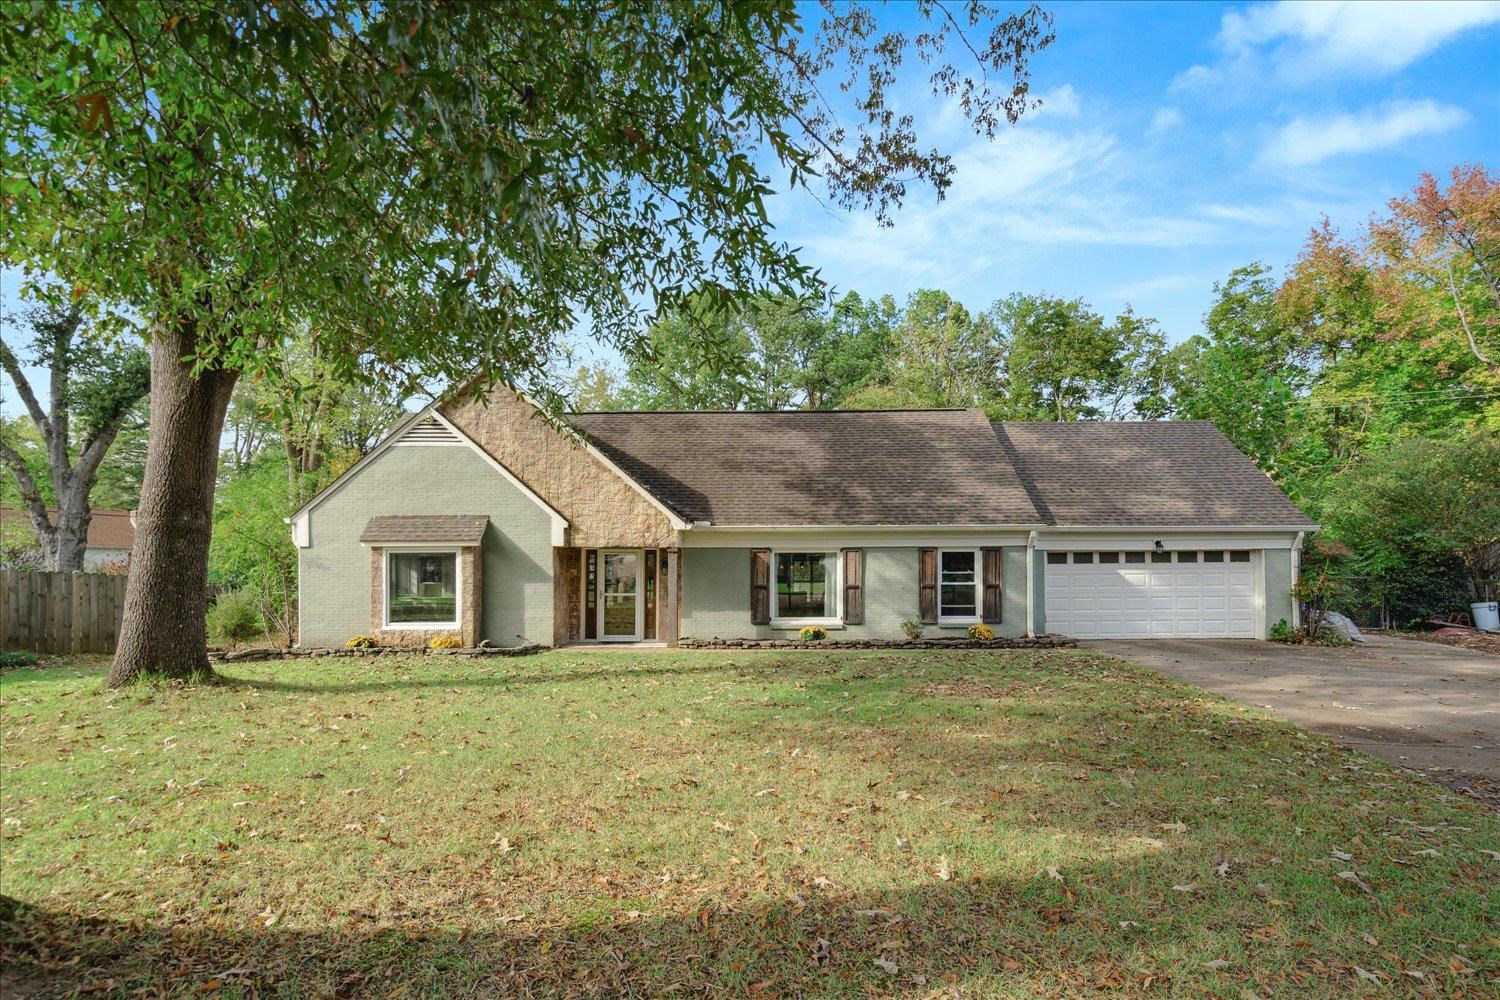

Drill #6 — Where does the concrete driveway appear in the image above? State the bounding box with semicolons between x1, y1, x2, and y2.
1085;635;1499;808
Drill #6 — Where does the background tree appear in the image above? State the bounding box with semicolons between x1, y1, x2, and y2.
881;289;1006;411
1;1;1054;683
0;300;150;570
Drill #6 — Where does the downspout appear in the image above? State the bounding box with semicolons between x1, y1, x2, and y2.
1026;530;1038;638
1291;531;1305;631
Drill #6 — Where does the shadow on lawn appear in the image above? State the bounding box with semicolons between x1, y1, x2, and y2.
0;860;1379;1000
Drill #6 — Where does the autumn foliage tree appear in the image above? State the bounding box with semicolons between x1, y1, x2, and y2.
0;1;1053;685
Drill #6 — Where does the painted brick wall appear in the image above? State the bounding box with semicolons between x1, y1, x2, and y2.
680;546;1030;641
299;444;554;647
1264;548;1293;635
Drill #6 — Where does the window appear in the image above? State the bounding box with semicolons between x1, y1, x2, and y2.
774;552;837;622
1072;552;1094;564
1098;552;1119;564
1124;552;1146;564
1229;550;1251;563
386;552;458;626
1151;551;1171;563
1178;551;1198;563
1046;552;1067;565
939;549;979;621
1203;550;1225;563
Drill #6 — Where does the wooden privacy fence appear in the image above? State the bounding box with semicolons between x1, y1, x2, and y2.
1;570;128;654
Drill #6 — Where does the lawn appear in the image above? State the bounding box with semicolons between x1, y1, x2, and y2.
2;648;1495;998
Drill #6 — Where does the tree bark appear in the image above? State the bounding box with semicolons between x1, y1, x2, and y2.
109;324;237;687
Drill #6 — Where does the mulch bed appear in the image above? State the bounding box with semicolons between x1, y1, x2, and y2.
1403;628;1500;655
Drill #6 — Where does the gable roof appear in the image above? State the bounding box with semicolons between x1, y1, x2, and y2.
0;507;136;549
568;409;1044;526
991;421;1315;527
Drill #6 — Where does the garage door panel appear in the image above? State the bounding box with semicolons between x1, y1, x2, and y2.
1046;551;1259;639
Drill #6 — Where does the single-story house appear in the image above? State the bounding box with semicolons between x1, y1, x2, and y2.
289;387;1316;648
0;507;135;570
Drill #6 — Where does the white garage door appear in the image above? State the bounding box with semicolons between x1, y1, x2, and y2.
1044;550;1258;639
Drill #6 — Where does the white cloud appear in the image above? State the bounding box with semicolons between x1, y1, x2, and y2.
1148;108;1183;134
1221;0;1500;76
1032;84;1081;120
1258;99;1468;167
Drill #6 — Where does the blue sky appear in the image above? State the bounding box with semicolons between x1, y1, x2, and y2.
763;0;1500;341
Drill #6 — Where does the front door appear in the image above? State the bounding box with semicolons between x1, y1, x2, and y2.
600;549;642;641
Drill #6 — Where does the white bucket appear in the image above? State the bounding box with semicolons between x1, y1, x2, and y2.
1472;601;1500;632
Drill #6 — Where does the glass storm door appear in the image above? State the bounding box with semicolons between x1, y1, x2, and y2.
600;550;642;640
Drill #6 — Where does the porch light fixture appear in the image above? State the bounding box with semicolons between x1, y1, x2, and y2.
1153;540;1165;554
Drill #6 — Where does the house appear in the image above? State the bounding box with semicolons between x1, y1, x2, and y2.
289;387;1316;648
0;507;135;570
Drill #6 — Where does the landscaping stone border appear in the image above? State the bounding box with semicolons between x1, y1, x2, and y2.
677;634;1076;651
209;643;548;663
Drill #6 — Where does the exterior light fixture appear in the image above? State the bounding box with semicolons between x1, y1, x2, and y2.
1154;540;1165;554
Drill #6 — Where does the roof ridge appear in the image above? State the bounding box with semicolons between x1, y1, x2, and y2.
570;407;973;416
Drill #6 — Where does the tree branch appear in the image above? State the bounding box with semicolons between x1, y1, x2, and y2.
0;434;55;542
1446;260;1492;366
0;338;53;445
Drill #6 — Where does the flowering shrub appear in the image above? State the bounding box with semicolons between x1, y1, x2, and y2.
798;626;828;642
967;622;995;641
428;634;462;649
345;635;379;649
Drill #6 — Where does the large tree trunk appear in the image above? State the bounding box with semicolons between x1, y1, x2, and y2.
108;326;237;687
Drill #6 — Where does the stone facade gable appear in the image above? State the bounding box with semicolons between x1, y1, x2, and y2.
439;387;680;549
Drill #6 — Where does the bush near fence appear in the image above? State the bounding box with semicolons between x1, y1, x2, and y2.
0;570;128;654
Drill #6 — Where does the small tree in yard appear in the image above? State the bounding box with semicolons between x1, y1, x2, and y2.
1322;428;1500;609
2;1;1054;687
0;300;150;571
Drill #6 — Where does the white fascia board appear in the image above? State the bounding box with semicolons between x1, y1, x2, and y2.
1040;524;1319;534
426;410;570;546
1037;529;1307;551
680;525;1035;549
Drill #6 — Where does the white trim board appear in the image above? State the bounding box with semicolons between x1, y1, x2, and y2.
682;528;1033;549
1036;532;1304;551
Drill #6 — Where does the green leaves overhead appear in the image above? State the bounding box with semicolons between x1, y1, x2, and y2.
0;1;1052;398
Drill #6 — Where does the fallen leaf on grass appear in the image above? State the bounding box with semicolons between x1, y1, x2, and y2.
873;957;899;975
1159;821;1187;834
1330;849;1354;861
1171;883;1197;894
1353;967;1382;983
1045;866;1063;882
1205;959;1230;970
252;907;277;928
1336;871;1374;896
935;856;952;881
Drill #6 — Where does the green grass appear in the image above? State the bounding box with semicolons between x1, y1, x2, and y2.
2;649;1495;998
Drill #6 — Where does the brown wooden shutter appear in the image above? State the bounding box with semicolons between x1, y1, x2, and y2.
918;547;938;624
750;548;771;625
982;547;1004;623
841;549;864;625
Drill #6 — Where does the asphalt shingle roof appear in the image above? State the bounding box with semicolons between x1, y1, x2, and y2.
991;421;1315;527
359;515;489;544
568;409;1044;526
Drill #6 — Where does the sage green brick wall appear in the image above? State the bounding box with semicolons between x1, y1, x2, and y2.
679;546;1029;640
1033;549;1047;635
1264;548;1293;636
299;445;554;647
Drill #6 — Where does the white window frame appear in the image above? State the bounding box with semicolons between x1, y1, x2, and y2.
383;546;462;630
937;547;981;625
769;549;842;628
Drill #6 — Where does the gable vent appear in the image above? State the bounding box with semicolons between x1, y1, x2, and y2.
394;416;462;446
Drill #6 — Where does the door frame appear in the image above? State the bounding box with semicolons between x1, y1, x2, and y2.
598;548;644;642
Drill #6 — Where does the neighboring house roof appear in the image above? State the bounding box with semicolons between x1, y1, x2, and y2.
568;409;1045;526
991;421;1316;527
360;515;489;545
0;507;136;550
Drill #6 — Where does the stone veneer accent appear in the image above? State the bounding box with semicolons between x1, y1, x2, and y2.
440;387;680;549
369;545;482;648
554;547;582;647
